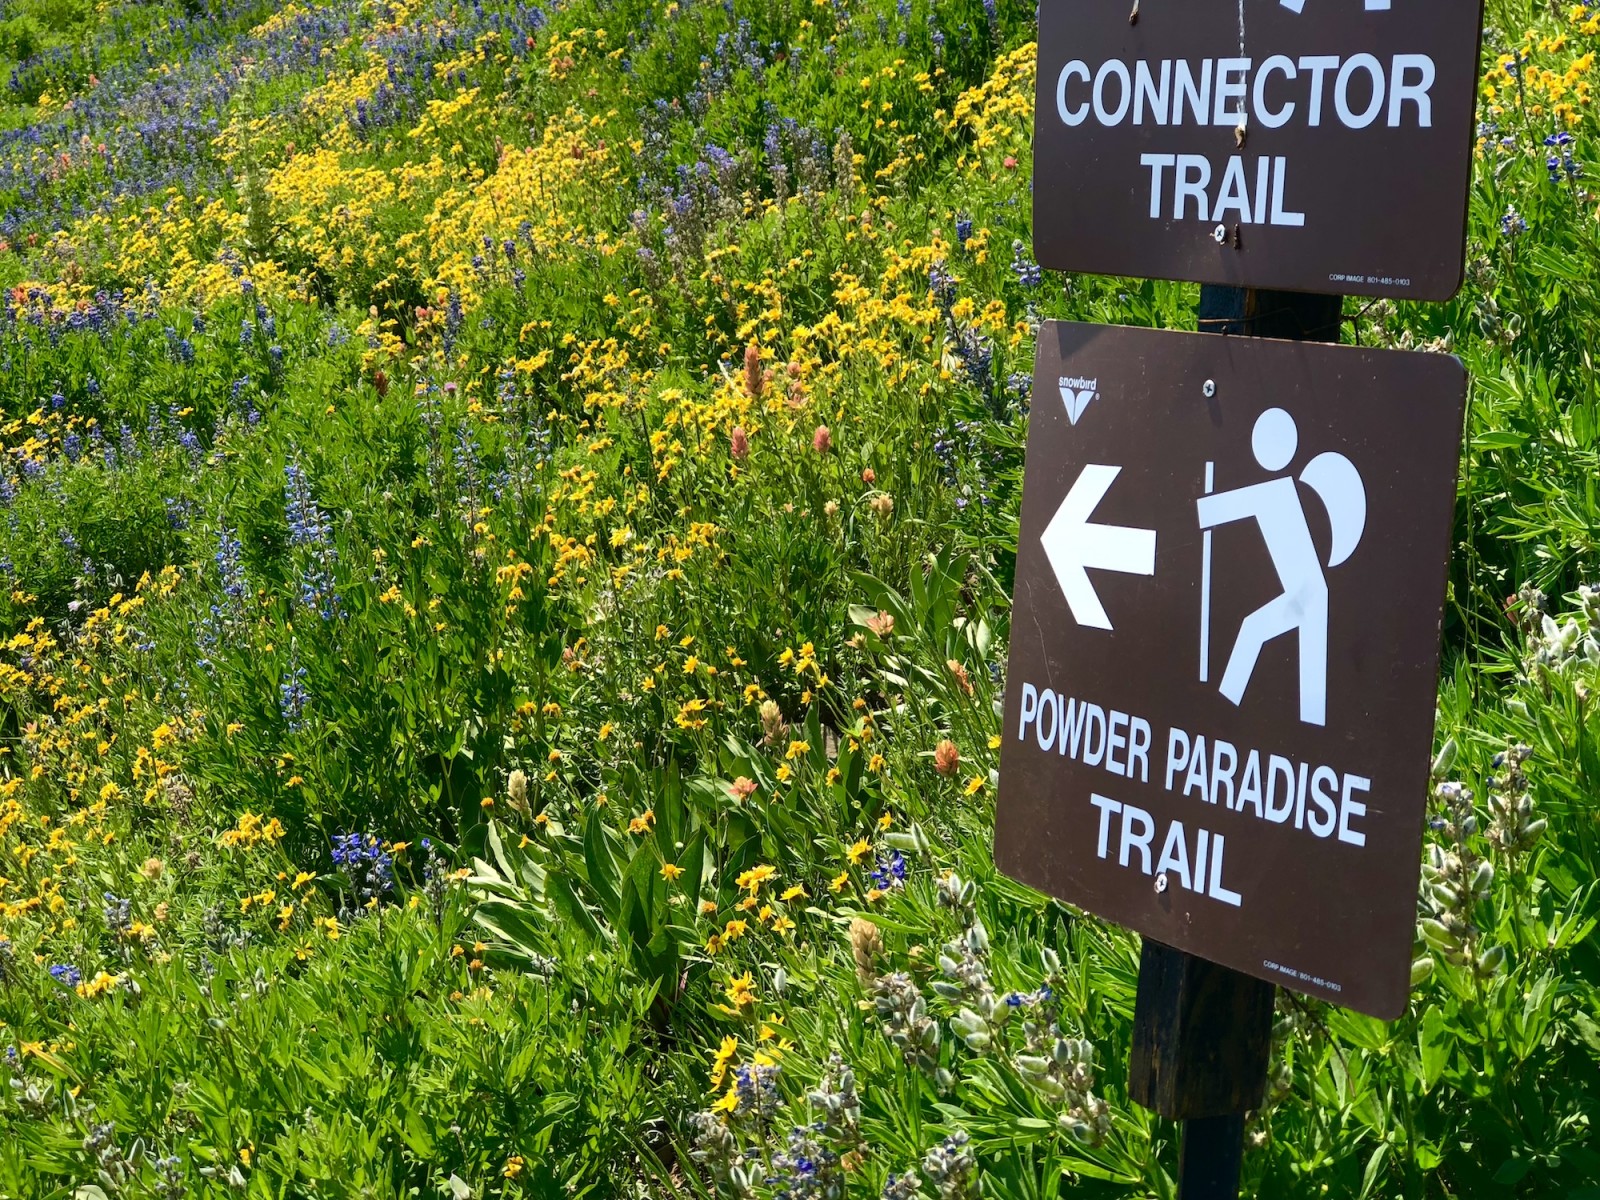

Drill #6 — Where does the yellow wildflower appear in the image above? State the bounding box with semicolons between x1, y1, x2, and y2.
736;863;776;895
725;972;757;1008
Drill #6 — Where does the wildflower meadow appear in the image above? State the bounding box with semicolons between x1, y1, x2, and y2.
0;0;1596;1196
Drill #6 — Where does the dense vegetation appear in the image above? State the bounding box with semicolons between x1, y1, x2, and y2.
0;0;1596;1196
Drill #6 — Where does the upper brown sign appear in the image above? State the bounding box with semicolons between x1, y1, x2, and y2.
995;322;1465;1018
1032;1;1485;301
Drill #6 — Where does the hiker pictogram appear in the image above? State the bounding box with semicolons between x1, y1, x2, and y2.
1196;408;1366;726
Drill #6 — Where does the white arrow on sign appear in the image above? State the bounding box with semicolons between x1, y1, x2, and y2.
1041;464;1157;631
1280;0;1390;10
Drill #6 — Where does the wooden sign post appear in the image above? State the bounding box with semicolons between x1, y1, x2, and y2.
1001;4;1490;1194
1130;285;1341;1199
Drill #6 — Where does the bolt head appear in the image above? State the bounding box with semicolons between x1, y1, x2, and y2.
1202;379;1217;398
1213;223;1228;244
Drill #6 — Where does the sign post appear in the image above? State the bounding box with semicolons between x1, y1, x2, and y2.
1005;5;1488;1190
1133;286;1342;1199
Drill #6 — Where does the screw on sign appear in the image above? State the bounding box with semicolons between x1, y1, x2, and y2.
1032;0;1485;299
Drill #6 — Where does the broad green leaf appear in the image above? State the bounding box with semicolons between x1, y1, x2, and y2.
1419;1006;1451;1091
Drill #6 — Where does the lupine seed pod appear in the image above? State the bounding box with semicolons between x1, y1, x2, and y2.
1431;738;1459;780
1420;918;1460;951
1472;860;1495;896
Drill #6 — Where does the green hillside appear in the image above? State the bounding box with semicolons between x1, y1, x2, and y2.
0;0;1595;1196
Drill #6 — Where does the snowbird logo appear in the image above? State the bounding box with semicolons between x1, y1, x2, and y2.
1058;376;1099;425
1279;0;1391;10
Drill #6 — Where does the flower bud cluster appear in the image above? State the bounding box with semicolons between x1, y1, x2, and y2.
83;1118;141;1192
935;871;976;922
1518;582;1600;702
873;971;942;1073
687;1109;745;1191
1419;780;1504;978
1014;1034;1111;1144
1265;996;1316;1108
805;1056;862;1145
759;700;787;746
687;1056;867;1200
880;1170;923;1200
1485;743;1544;858
920;1131;978;1200
1512;583;1548;639
6;1046;53;1118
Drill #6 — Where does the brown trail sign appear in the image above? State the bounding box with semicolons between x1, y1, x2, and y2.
994;321;1465;1021
1015;7;1485;1189
1032;0;1486;300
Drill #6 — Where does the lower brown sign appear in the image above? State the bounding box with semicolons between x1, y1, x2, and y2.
995;321;1465;1019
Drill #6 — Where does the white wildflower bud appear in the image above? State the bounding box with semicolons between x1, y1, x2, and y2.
1410;956;1436;987
1522;818;1547;840
1419;918;1460;951
507;768;530;817
1431;739;1459;780
1035;1076;1068;1103
1471;860;1495;896
967;921;989;954
1041;946;1062;976
1015;1055;1051;1078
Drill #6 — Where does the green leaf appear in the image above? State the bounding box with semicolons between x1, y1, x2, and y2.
1493;1157;1533;1186
1418;1006;1452;1091
474;897;549;958
583;811;622;919
401;1110;436;1158
1572;1011;1600;1055
1471;430;1528;451
1359;1142;1390;1199
544;867;605;944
